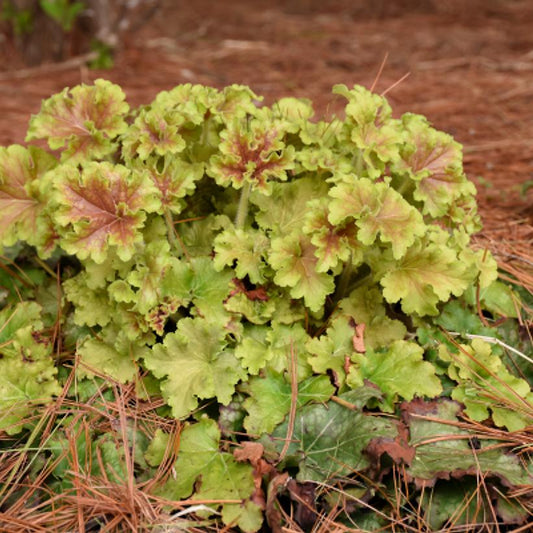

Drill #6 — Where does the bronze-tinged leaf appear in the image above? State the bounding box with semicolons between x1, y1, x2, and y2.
304;198;363;273
133;156;204;213
26;79;129;163
53;162;161;263
208;116;295;192
396;114;476;217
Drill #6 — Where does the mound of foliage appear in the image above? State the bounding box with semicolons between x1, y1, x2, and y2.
0;80;531;531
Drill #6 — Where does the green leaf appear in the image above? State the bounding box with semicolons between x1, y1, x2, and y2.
144;429;170;467
26;79;129;163
306;314;357;385
347;340;443;411
376;238;473;316
243;371;334;435
214;227;271;284
440;339;533;431
264;322;313;379
234;325;270;373
404;399;532;486
40;0;84;31
332;85;402;179
252;176;329;237
222;500;264;533
158;418;261;532
109;239;173;316
420;479;497;530
0;302;60;433
177;213;229;257
269;233;335;312
77;326;149;383
0;145;57;254
328;178;425;259
262;386;398;482
464;280;520;319
434;300;489;336
63;272;115;328
143;318;245;419
339;285;407;350
225;290;277;325
161;256;232;323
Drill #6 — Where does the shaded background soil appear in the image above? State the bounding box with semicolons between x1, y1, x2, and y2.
1;0;532;285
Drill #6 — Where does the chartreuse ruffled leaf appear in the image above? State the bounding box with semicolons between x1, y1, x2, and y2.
252;176;329;237
439;339;533;431
375;237;473;316
213;226;271;284
0;145;57;254
328;178;425;259
76;325;150;383
152;83;258;126
405;399;532;486
156;417;262;532
143;318;245;419
347;340;443;412
177;213;229;257
0;302;60;433
26;79;129;163
125;84;260;166
234;325;270;373
243;371;334;435
109;237;173;316
308;289;407;385
63;272;115;328
394;113;476;218
225;291;277;325
161;256;232;323
235;322;312;379
339;285;408;350
273;96;314;125
262;386;398;482
307;315;356;383
264;322;313;379
332;84;403;179
269;233;335;312
53;162;161;263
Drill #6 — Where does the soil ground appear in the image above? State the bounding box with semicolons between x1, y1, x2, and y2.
0;0;532;284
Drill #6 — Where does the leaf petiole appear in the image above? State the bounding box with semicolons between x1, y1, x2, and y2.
235;181;252;230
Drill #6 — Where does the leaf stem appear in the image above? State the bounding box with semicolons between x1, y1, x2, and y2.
164;210;191;262
235;181;252;230
354;150;364;177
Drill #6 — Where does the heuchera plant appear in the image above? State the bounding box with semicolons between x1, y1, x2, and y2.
1;80;531;530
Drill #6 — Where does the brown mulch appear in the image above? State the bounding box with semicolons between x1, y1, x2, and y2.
0;0;531;294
